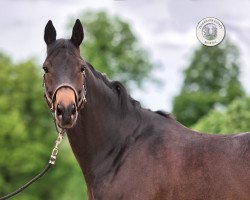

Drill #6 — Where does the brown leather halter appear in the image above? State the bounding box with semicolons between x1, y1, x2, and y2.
43;68;87;112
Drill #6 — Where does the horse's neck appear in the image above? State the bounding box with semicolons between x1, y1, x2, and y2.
67;66;140;186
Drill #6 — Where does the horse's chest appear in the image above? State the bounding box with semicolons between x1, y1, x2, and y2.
92;151;168;199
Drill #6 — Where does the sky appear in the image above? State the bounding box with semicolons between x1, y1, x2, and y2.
0;0;249;111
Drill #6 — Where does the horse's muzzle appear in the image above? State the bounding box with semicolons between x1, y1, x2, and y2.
55;102;77;128
54;86;79;129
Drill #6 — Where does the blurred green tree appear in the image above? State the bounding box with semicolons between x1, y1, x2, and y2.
172;40;244;127
70;11;156;88
193;96;250;134
0;53;86;199
1;10;158;200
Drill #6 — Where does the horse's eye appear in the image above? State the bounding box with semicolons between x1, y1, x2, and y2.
80;66;85;72
43;66;49;73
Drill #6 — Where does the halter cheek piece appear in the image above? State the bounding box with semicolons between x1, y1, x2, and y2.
43;69;87;112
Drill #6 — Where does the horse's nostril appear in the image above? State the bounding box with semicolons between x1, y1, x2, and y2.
56;104;63;116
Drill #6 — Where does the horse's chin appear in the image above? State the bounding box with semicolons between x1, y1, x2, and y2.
56;118;77;130
60;124;75;129
58;124;74;130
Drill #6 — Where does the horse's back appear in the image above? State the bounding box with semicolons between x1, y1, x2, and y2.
94;118;250;200
171;130;250;200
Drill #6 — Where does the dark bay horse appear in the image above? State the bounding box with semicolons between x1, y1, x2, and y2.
43;19;250;200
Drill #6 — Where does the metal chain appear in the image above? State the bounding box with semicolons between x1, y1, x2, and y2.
49;130;65;165
0;129;65;200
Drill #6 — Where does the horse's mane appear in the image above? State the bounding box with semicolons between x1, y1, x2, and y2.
47;39;170;119
85;62;171;119
85;62;142;111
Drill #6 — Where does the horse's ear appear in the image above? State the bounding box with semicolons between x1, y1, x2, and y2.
71;19;84;47
44;20;56;46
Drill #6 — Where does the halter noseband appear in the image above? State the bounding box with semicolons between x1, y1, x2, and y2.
43;69;87;112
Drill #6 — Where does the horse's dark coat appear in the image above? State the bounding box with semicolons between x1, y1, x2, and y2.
43;20;250;200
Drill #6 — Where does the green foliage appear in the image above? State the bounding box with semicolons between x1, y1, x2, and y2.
0;11;157;199
72;11;155;88
172;92;220;127
193;96;250;134
172;40;244;127
0;53;87;199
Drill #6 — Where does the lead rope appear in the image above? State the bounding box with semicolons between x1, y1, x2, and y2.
2;67;88;200
0;129;65;200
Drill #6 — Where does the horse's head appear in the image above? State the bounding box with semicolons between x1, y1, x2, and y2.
43;19;86;129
